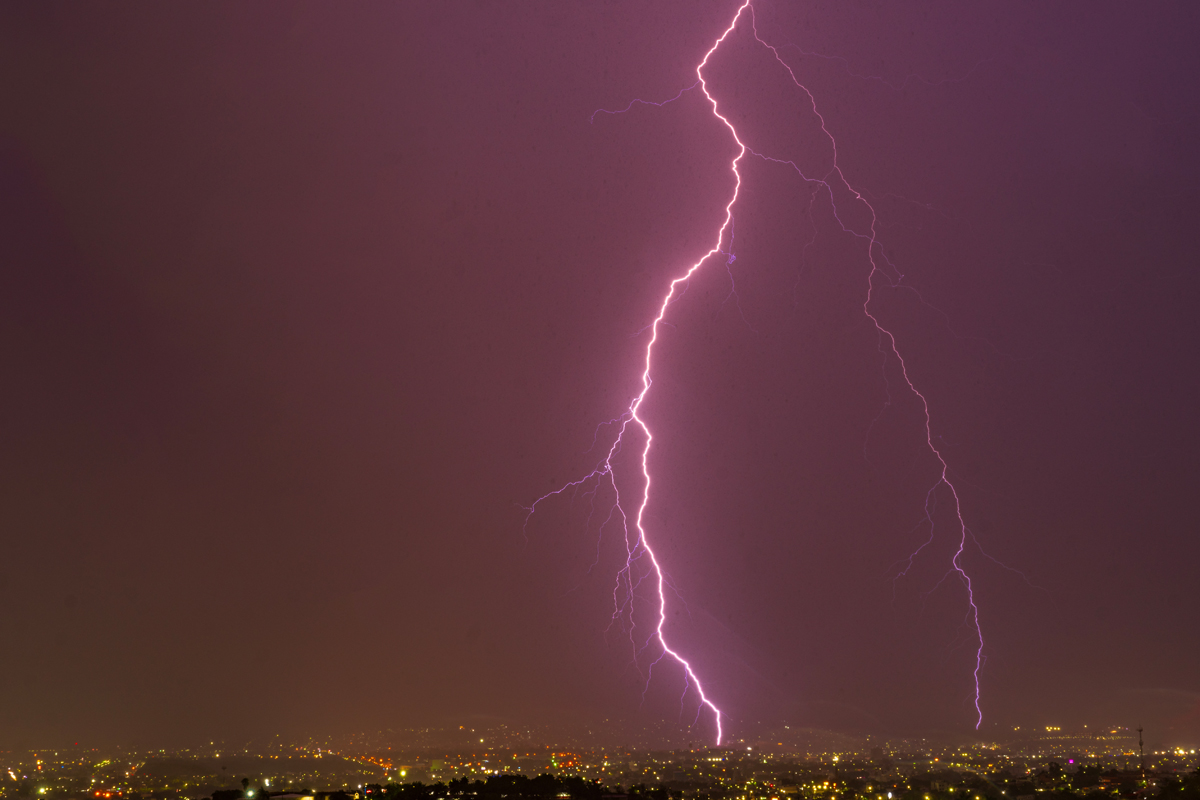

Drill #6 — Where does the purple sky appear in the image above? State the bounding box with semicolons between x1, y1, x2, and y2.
1;1;1198;748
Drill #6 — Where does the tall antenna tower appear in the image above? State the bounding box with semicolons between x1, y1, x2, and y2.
1137;725;1145;781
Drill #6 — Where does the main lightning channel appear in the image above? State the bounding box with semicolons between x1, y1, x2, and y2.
608;1;756;746
524;2;756;745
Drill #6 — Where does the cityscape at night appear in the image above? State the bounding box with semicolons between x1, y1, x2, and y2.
0;3;1196;800
4;726;1199;800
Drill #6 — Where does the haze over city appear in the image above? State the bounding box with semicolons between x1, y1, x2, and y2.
0;0;1197;777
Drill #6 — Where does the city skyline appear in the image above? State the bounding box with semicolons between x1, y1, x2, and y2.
3;722;1198;800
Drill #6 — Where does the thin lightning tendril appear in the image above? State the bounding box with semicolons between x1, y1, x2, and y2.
749;9;985;730
524;0;989;743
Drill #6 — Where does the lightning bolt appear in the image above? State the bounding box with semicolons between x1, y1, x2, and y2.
741;11;988;729
525;0;989;742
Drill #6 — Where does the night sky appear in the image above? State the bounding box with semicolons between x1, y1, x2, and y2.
1;1;1198;749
